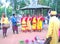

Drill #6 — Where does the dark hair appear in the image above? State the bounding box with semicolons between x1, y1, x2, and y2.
3;15;5;17
2;13;6;18
13;14;15;16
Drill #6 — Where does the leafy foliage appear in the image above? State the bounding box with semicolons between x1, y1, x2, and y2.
57;0;60;14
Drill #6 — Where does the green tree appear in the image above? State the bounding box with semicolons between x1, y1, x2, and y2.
38;0;51;6
0;6;5;17
7;6;12;16
0;6;12;18
38;0;57;10
20;1;26;8
57;0;60;14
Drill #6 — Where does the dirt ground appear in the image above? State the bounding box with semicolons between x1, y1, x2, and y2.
0;24;60;44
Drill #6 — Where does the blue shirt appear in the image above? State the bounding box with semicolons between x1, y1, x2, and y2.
11;16;17;26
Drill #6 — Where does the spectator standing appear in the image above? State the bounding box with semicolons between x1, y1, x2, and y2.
1;13;10;38
11;14;18;34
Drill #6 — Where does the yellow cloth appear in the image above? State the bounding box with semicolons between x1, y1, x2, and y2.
26;18;31;30
32;24;36;30
21;18;26;30
32;17;36;30
46;16;60;44
39;20;42;30
37;18;42;30
1;17;9;24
